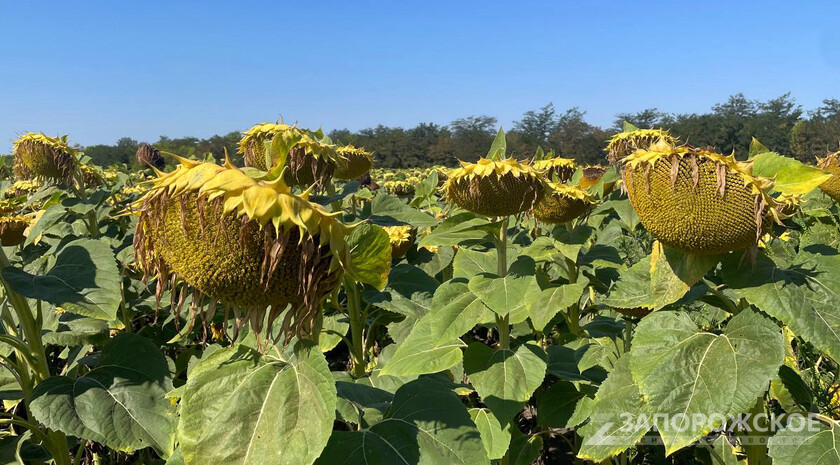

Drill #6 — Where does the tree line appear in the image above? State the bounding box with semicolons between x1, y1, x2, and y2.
13;93;839;170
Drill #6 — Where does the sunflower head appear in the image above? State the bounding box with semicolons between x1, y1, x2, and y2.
5;179;40;197
136;143;166;170
532;182;594;224
533;157;577;183
0;215;33;246
334;145;373;180
238;123;343;188
80;164;106;189
131;155;354;341
817;151;840;201
623;141;780;255
382;225;415;258
606;128;677;166
443;157;545;217
13;133;77;185
385;180;415;197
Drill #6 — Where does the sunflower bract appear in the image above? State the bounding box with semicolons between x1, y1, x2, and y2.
533;183;594;224
623;142;779;255
132;156;353;340
444;158;545;217
383;225;414;258
606;128;677;166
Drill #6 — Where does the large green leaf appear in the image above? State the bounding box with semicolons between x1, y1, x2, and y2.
369;193;437;227
427;279;491;345
648;244;720;308
419;213;497;247
751;151;831;195
379;313;465;377
178;342;336;465
722;250;840;362
768;415;840;465
3;238;121;321
537;381;587;428
463;342;547;426
629;309;783;455
469;408;511;460
347;223;392;290
315;377;489;465
468;258;538;319
30;334;175;456
525;278;587;331
602;245;717;312
577;354;651;462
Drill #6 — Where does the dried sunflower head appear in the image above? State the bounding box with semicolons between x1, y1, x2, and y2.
136;143;166;170
533;157;577;183
131;155;354;342
623;141;781;255
606;128;677;166
817;151;840;201
238;123;343;188
444;157;545;217
532;183;594;224
13;133;77;185
334;145;373;180
383;225;415;258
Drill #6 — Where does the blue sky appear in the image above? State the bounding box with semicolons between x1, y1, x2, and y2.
1;1;838;152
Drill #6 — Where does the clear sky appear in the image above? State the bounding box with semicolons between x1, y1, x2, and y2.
1;1;838;152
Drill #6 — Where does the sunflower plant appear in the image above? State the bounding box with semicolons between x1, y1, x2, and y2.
0;124;838;465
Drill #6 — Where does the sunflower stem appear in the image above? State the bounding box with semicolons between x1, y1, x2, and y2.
496;217;510;350
0;247;71;465
344;278;367;377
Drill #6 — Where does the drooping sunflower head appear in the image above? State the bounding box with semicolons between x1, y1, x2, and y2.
532;182;595;224
383;225;415;258
5;179;41;198
131;155;354;341
623;141;780;255
606;128;677;166
334;145;373;180
80;164;106;189
576;165;610;190
0;214;34;247
817;151;840;201
136;143;166;170
12;133;77;185
237;123;343;188
385;180;415;197
533;157;577;183
443;157;545;217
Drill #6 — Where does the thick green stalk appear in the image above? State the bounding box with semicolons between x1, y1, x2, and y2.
737;397;769;465
344;278;367;377
495;217;510;349
0;248;71;464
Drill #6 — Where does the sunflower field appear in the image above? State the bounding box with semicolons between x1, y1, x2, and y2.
0;122;839;465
